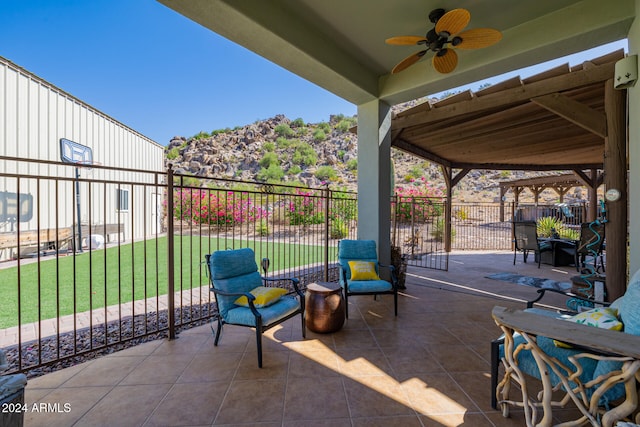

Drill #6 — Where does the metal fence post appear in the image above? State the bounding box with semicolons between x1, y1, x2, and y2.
323;185;330;282
167;165;176;339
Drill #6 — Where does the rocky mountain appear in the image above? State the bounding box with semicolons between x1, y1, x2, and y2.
164;112;570;203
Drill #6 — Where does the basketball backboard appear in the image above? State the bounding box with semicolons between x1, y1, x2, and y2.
60;138;92;164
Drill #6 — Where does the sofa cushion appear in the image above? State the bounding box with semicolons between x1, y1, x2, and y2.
234;286;287;308
338;240;379;284
499;335;627;406
616;278;640;336
226;296;300;327
554;307;623;348
209;248;258;279
502;335;598;389
214;272;262;318
348;261;381;281
346;279;393;293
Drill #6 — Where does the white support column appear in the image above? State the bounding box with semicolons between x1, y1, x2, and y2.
356;100;392;264
628;5;640;278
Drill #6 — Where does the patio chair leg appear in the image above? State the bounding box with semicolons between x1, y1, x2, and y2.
212;316;223;346
344;292;349;319
256;318;263;368
301;312;306;339
394;290;398;316
536;250;542;268
490;337;503;410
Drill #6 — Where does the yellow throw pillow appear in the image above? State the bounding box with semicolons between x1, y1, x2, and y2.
554;307;622;348
348;261;380;281
234;286;287;308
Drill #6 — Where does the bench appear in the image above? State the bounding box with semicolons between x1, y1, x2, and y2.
0;223;124;258
491;274;640;426
0;228;73;256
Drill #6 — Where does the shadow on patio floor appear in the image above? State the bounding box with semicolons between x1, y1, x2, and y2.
23;250;583;426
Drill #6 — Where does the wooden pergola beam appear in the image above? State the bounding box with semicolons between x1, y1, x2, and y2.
531;93;606;138
392;61;615;130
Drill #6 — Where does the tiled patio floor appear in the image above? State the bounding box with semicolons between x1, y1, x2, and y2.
23;250;585;426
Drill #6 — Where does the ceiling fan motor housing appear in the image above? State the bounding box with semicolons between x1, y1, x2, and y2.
428;8;445;24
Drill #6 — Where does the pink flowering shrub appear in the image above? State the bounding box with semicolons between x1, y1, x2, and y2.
172;189;268;225
393;178;444;222
287;189;324;226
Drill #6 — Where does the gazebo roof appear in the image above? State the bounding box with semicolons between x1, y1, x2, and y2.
390;50;624;171
499;174;585;187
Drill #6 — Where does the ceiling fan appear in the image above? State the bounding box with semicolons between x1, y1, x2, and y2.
386;8;502;74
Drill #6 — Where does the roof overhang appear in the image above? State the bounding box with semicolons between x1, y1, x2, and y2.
157;0;635;107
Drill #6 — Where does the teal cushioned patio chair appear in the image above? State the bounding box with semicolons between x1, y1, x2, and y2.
205;248;305;368
337;239;398;319
513;221;552;268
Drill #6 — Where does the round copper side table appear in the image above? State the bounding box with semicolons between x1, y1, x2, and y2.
305;282;345;333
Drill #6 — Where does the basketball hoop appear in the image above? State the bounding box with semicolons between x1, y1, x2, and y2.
59;138;97;253
74;160;101;172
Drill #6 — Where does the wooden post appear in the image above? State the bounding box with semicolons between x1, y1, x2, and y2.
441;166;453;253
604;79;627;301
588;169;598;222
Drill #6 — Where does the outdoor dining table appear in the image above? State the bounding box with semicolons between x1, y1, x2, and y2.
537;237;577;267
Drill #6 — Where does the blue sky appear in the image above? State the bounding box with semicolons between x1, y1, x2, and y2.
0;1;627;145
0;0;357;144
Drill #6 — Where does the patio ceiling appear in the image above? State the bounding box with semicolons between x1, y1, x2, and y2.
390;50;625;171
157;0;634;107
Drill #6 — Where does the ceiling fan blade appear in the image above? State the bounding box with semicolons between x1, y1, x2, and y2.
435;8;470;36
385;36;427;45
432;49;458;74
392;50;427;73
455;28;503;49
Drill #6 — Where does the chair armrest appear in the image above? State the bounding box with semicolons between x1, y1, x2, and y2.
378;263;398;287
263;276;304;297
492;306;640;358
526;287;609;309
209;287;265;317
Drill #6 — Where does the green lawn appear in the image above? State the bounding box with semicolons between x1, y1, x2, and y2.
0;235;335;329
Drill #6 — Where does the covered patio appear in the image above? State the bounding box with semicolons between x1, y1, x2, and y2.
157;0;638;300
17;1;638;425
23;252;580;426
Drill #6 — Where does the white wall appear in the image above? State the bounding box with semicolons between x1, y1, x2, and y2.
628;1;640;277
0;56;165;252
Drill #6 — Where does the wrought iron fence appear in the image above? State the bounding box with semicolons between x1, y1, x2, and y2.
451;202;513;250
0;158;358;375
391;196;448;269
1;156;529;375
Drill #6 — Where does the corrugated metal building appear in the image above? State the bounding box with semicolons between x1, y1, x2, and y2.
0;55;165;259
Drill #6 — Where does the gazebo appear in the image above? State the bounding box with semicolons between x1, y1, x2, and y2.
388;50;626;296
498;173;600;223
